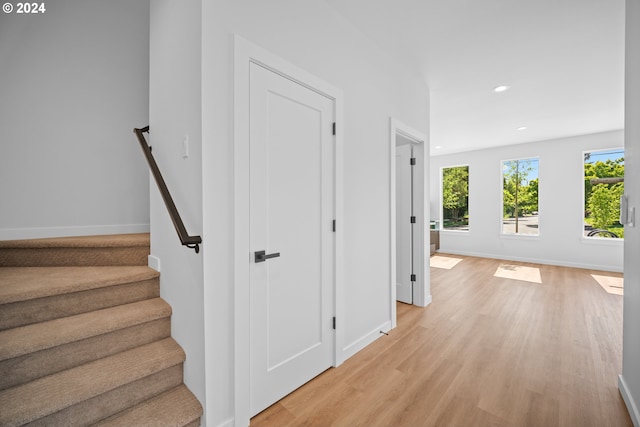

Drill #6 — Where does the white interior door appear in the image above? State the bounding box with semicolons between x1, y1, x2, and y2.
249;62;335;416
396;143;413;304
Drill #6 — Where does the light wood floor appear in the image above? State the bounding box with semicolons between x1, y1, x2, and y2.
251;255;631;427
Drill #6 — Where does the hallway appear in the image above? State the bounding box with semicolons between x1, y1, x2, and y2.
252;255;630;426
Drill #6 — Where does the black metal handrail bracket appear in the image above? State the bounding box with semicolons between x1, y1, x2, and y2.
134;126;202;253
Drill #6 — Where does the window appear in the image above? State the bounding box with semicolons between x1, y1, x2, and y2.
502;158;539;236
584;148;624;239
442;165;469;230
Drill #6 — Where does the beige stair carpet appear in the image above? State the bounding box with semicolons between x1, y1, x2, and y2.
0;233;202;426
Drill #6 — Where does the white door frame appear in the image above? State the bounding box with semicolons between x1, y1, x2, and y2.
233;35;344;427
390;118;431;327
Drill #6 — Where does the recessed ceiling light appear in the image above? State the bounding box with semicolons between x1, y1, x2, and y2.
517;126;528;131
493;85;510;93
435;145;442;149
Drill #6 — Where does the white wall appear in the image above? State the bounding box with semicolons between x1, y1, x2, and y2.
199;1;431;426
148;1;206;425
620;0;640;424
430;130;624;272
0;0;150;239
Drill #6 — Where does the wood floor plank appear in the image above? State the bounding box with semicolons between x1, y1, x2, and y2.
251;255;632;427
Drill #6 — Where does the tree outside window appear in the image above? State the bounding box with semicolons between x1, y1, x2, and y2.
502;158;539;235
442;165;469;230
584;149;624;239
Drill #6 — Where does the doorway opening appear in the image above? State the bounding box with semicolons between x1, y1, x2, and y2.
395;138;416;304
389;119;431;328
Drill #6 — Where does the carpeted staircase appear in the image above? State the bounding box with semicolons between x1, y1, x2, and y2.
0;233;203;426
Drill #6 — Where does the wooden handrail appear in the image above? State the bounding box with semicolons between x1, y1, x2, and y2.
134;126;202;253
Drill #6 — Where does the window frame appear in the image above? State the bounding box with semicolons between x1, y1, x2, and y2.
440;164;470;233
499;156;540;238
581;147;625;242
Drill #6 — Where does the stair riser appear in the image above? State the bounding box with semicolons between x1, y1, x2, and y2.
0;318;171;391
0;279;159;330
25;364;184;427
0;247;149;267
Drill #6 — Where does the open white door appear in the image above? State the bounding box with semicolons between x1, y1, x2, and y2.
396;143;414;304
249;62;335;416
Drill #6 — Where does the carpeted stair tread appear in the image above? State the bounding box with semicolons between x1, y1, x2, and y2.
27;365;184;426
0;337;185;426
0;233;150;249
94;384;203;427
0;298;171;361
0;266;158;305
0;233;150;267
0;317;171;391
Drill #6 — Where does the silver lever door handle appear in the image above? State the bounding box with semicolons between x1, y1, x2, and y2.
254;250;281;263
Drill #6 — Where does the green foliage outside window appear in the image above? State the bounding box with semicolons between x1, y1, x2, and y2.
502;158;539;235
442;166;469;230
584;149;624;238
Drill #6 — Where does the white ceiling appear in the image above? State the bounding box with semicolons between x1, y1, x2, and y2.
325;0;626;156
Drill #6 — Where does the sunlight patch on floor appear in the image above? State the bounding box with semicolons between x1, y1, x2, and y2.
591;274;624;295
494;264;542;284
430;256;463;269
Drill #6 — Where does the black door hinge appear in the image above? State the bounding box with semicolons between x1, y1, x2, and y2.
410;157;416;165
332;122;336;136
411;274;416;282
332;219;336;232
410;216;416;223
332;317;336;330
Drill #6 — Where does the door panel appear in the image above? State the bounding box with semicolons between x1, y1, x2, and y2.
396;144;413;304
249;63;335;416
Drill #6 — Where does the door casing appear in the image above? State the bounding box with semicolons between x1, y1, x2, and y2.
233;35;344;427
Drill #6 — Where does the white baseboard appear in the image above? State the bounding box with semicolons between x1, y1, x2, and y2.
342;320;392;361
422;293;432;307
148;255;161;272
215;416;235;427
0;224;150;240
619;375;640;427
436;249;623;273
